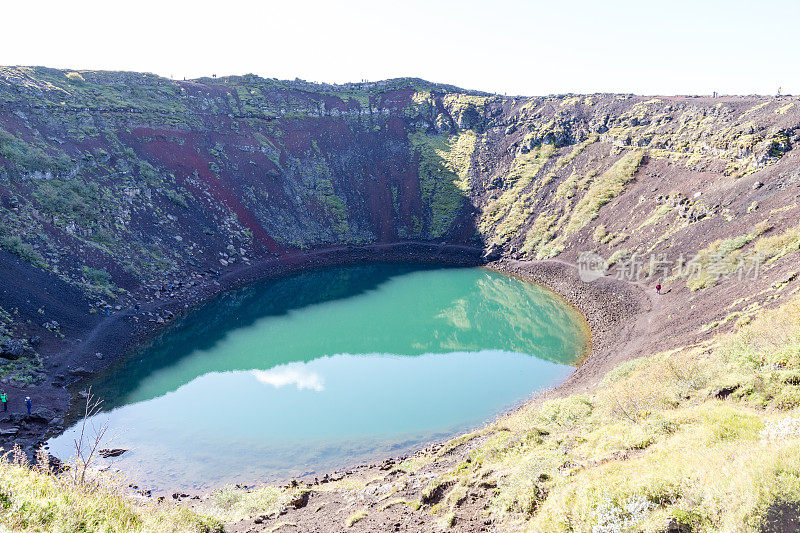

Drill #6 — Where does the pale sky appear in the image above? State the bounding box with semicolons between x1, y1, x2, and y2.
2;0;797;96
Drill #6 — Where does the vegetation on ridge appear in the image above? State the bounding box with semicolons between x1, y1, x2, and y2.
408;131;475;238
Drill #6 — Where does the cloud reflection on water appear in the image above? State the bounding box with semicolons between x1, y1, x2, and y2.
252;363;325;392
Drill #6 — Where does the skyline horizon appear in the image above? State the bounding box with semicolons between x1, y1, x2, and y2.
2;0;797;98
2;64;793;99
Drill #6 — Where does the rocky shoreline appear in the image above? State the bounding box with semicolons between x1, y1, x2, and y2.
488;259;653;395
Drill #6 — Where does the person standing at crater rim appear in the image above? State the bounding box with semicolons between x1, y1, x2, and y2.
656;283;662;295
0;392;7;412
24;397;31;415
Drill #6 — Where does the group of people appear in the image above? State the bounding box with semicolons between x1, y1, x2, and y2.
1;392;32;414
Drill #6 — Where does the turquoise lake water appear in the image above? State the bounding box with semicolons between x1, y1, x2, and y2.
47;264;588;490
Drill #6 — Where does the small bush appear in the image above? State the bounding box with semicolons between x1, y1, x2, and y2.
593;224;607;243
565;150;644;234
346;509;367;528
0;235;44;266
89;229;116;247
605;249;630;269
164;188;189;208
521;214;557;257
65;71;85;83
35;179;101;222
0;128;71;173
702;405;763;442
772;387;800;411
537;396;593;428
601;357;646;386
138;160;161;183
82;266;112;287
752;222;800;262
203;485;291;522
685;222;794;290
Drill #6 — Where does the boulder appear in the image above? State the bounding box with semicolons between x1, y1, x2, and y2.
48;455;64;472
288;491;309;509
664;518;692;533
0;339;25;360
483;244;503;262
27;407;56;424
99;448;128;458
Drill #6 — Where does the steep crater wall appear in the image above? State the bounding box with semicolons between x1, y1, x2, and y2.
1;68;800;449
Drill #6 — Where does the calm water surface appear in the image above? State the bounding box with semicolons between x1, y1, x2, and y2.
48;264;588;490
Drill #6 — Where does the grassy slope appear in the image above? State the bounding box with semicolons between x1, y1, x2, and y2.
0;449;311;532
0;457;221;532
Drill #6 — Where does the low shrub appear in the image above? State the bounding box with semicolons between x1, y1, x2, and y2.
0;128;71;173
35;179;102;222
202;485;293;522
82;265;112;287
346;509;367;527
0;235;44;266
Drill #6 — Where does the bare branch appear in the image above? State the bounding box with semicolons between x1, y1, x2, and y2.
71;387;109;487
